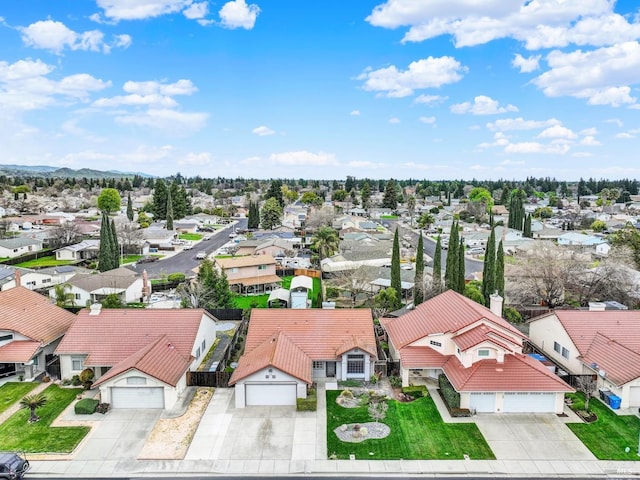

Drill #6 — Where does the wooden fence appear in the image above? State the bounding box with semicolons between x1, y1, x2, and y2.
187;371;232;388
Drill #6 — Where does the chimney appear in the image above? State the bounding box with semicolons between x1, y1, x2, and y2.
489;293;503;317
142;269;151;299
14;269;21;287
588;302;606;312
89;303;102;316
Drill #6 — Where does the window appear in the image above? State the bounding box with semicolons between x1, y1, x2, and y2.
478;349;490;357
71;356;83;371
26;281;36;287
313;361;324;369
195;347;201;359
0;334;13;342
229;267;238;274
126;376;147;385
553;341;561;353
562;347;570;359
258;265;267;270
42;278;50;283
429;340;442;347
347;354;364;374
201;339;206;352
75;293;81;300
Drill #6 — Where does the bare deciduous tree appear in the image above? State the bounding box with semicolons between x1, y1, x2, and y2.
327;266;373;306
176;279;215;308
574;375;597;411
48;222;83;249
117;221;144;255
305;206;335;230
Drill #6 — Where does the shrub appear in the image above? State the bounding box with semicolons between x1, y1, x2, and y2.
71;375;82;386
504;307;523;324
438;373;460;408
451;408;472;417
326;286;340;299
297;389;317;411
75;398;99;414
338;379;362;388
388;375;402;388
339;389;354;399
167;272;186;282
402;385;428;398
80;368;95;390
96;402;110;414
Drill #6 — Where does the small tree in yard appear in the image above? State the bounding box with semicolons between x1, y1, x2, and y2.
575;375;597;411
20;393;47;423
368;399;389;424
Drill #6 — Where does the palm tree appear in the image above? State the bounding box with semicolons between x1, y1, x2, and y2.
311;226;340;261
20;392;47;423
53;283;75;307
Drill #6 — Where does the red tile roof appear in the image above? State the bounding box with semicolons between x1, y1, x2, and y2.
453;324;521;352
228;274;282;287
56;308;212;367
398;346;448;369
381;290;523;349
230;332;312;385
580;333;640;385
443;354;573;392
230;309;376;383
93;335;193;387
0;340;40;362
0;287;76;344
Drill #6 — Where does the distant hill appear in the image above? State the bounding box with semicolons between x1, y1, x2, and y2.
0;164;153;179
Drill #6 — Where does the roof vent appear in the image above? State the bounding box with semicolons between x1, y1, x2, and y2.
89;303;102;316
598;369;606;377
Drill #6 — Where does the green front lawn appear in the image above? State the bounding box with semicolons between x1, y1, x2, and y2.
0;384;89;453
326;390;494;460
0;382;38;415
179;233;203;241
120;254;143;264
567;393;640;460
16;256;74;268
233;294;269;309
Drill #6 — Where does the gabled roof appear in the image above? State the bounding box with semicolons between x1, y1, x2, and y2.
93;334;193;387
580;332;640;385
453;324;521;352
443;354;573;393
0;287;76;344
0;340;41;362
215;254;276;269
56;308;213;366
381;290;522;349
230;309;376;383
230;332;312;385
68;267;139;293
0;237;42;248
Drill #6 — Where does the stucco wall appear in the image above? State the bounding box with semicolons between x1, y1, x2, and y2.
528;314;583;373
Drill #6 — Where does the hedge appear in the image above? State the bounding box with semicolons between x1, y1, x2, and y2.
438;373;460;408
75;398;99;414
402;385;428;398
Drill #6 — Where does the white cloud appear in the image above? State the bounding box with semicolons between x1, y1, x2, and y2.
183;2;208;19
580;127;598;136
486;117;561;131
580;135;601;146
505;142;570;154
178;151;213;166
616;132;634;139
389;117;400;124
365;0;638;51
269;151;337;167
478;132;510;148
252;125;275;136
533;42;640;106
419;116;436;125
605;118;623;127
19;19;130;54
115;108;208;131
512;54;540;73
537;125;577;139
0;59;110;111
96;0;192;21
93;94;178;108
219;0;260;30
414;94;447;105
350;110;361;116
93;79;196;108
450;95;518;115
358;56;466;98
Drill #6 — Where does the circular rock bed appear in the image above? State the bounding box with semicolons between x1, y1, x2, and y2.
334;422;391;443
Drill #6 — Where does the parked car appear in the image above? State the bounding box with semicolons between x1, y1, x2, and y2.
0;452;30;479
196;251;207;260
137;256;159;264
467;247;485;255
183;242;193;250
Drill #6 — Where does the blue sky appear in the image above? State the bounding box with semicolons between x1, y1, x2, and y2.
1;0;640;180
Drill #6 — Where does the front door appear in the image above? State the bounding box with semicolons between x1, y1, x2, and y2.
326;361;336;377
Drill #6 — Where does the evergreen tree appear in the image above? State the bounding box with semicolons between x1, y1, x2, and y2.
382;179;398;210
260;197;283;230
432;235;442;294
110;218;120;268
265;179;284;207
98;212;114;272
361;181;371;210
523;213;532;237
391;228;402;303
482;228;496;305
457;237;465;294
414;233;424;305
495;240;505;301
445;221;459;290
152;179;168;220
166;191;174;230
247;201;260;229
126;193;134;221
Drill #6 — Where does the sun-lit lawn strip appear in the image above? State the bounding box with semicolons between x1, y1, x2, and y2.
0;382;38;415
16;256;74;268
326;390;494;460
232;294;269;309
0;384;88;453
566;394;640;460
179;233;203;241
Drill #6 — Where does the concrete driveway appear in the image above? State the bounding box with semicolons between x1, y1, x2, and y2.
474;413;596;461
73;409;162;461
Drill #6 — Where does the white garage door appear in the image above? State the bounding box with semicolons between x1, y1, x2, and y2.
245;383;297;406
469;392;496;413
503;392;556;413
629;386;640;407
111;387;164;409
